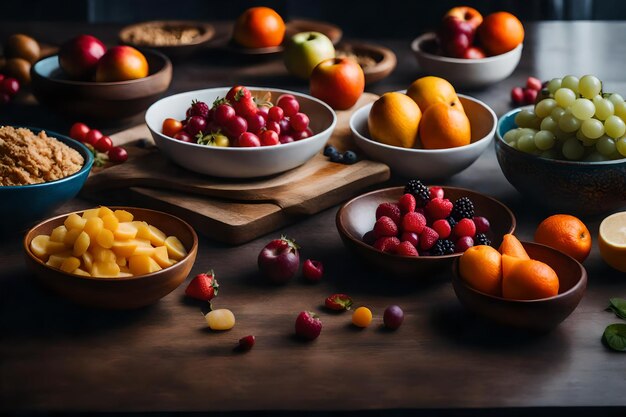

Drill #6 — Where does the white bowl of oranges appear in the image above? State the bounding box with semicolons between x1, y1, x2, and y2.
350;76;496;180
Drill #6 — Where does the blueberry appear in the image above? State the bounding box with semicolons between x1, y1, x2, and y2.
323;145;338;157
329;152;344;163
343;150;357;164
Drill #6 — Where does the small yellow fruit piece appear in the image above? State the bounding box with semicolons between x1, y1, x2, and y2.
82;251;94;272
91;261;121;278
205;309;236;330
352;306;373;328
63;228;82;246
45;240;67;255
114;209;134;222
83;217;104;241
92;246;116;263
114;222;138;240
60;256;81;273
152;246;174;268
96;228;115;248
98;206;114;218
133;246;156;256
111;241;139;258
146;225;167;246
46;255;66;268
73;268;91;277
101;213;119;232
30;235;50;259
164;236;187;260
50;225;68;243
73;231;90;257
82;208;101;219
128;254;162;275
64;213;86;231
116;256;127;267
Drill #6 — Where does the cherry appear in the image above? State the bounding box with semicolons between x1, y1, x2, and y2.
266;121;281;135
108;146;128;163
226;116;247;139
185;116;206;136
0;77;20;96
69;122;90;142
238;132;261;147
94;135;113;152
292;129;311;141
259;130;280;146
277;95;299;117
302;259;324;282
511;87;524;105
290;112;310;132
246;113;266;133
84;129;103;146
268;106;284;122
174;131;193;142
214;104;236;126
279;134;294;144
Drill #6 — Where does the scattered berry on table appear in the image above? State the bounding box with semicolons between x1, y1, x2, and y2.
237;335;255;351
419;226;439;251
432;239;455;256
323;145;338;157
295;311;322;340
329;152;344;163
325;293;353;311
376;202;401;225
404;179;431;207
396;241;419;256
451;197;475;220
475;233;491;246
302;259;324;282
352;306;373;328
108;146;128;163
343;150;358;164
383;305;404;330
185;270;219;302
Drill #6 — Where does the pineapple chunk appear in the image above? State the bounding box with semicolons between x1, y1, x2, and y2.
73;268;91;277
64;213;86;231
114;209;134;222
46;252;72;268
91;261;121;278
81;208;101;219
83;217;104;241
73;231;90;257
164;236;187;261
115;256;127;267
133;246;156;256
111;240;139;258
45;239;67;255
96;228;115;248
82;251;94;272
60;256;81;273
101;213;119;232
50;225;68;243
136;223;165;246
30;235;50;259
129;254;162;275
92;246;116;263
114;222;138;240
152;246;174;268
98;206;114;218
63;228;82;246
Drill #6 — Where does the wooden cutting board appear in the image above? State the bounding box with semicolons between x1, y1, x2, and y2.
81;93;390;244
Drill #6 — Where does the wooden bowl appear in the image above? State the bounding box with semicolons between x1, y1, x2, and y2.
23;207;198;309
336;41;396;85
30;49;172;124
119;20;215;59
452;241;587;332
336;186;516;279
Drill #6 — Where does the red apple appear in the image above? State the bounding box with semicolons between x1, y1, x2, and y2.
95;46;149;82
59;34;106;80
463;46;486;59
439;16;475;57
444;6;483;30
309;57;364;110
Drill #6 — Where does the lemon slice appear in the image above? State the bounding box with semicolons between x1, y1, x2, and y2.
599;212;626;272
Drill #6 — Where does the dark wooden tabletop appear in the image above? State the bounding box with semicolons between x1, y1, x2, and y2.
1;21;625;416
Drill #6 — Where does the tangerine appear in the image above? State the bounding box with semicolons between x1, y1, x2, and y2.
498;234;530;260
419;102;471;149
478;12;524;56
502;258;559;300
406;76;463;113
368;92;421;148
233;7;285;49
459;245;502;296
534;214;591;263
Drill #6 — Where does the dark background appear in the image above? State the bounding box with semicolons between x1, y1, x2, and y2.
3;0;626;38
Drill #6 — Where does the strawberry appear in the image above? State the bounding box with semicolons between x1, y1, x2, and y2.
295;311;322;340
400;231;419;248
453;218;477;238
373;236;400;253
401;212;426;234
419;227;439;251
429;186;445;200
375;202;401;225
397;193;416;214
237;335;255;351
425;198;453;220
233;97;258;119
185;270;219;301
186;100;209;118
432;219;452;239
396;241;419;256
226;85;252;103
374;216;399;238
325;293;353;311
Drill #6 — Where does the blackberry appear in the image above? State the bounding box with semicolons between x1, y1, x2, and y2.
432;239;455;256
404;179;431;207
446;216;457;229
475;233;491;246
451;197;475;220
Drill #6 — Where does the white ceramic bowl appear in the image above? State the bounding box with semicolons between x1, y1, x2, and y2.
350;94;496;180
145;87;336;178
410;32;522;89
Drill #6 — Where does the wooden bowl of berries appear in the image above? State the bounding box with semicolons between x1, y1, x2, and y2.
145;86;337;178
335;180;516;279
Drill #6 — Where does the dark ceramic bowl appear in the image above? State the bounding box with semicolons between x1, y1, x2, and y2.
0;128;93;234
496;108;626;216
336;186;516;279
452;241;587;332
336;41;397;85
23;207;198;309
30;49;172;123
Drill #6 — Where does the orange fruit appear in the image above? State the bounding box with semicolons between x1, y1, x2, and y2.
233;7;285;48
406;76;463;113
368;92;421;148
459;245;502;296
502;258;559;300
419;102;471;149
498;234;530;260
478;12;524;56
534;214;591;263
501;254;524;278
598;211;626;272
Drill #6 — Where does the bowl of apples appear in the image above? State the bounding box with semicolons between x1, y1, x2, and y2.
145;85;337;178
411;7;523;89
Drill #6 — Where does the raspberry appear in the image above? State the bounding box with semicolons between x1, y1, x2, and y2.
425;198;453;220
429;186;445;200
402;212;426;234
432;219;452;239
404;179;431;207
396;241;419;256
419;227;439;251
398;193;416;214
374;216;398;238
373;236;400;253
432;239;455;256
376;203;401;225
473;216;490;234
453;218;477;238
400;232;419;248
362;230;376;245
451;197;475;220
475;233;491;246
188;100;209;118
456;236;474;253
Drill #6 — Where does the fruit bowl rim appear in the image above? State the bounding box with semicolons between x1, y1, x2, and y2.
411;32;523;64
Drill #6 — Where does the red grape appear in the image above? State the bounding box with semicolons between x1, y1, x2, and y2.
526;76;543;91
257;106;269;117
259;130;279;146
278;118;291;134
290;112;309;132
246;113;266;133
383;305;404;330
0;77;20;96
238;132;261;147
185;116;206;136
268;106;284;122
94;135;113;152
279;134;294;144
277;95;299;117
174;131;193;142
108;146;128;163
214;104;236;126
292;129;312;141
225;116;247;138
84;129;103;146
69;122;90;142
266;121;281;134
523;88;538;104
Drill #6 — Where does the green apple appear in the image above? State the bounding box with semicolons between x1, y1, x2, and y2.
284;32;335;79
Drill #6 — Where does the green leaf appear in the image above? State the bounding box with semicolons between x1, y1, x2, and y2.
607;298;626;320
603;323;626;352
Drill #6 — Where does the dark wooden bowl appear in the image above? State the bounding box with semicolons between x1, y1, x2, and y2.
23;207;198;310
336;186;516;279
336;41;397;85
451;241;587;332
30;49;172;124
119;20;216;59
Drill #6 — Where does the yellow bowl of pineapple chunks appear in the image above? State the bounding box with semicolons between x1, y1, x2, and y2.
23;206;198;309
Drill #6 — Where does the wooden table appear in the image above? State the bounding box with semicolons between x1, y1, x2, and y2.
1;21;625;416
